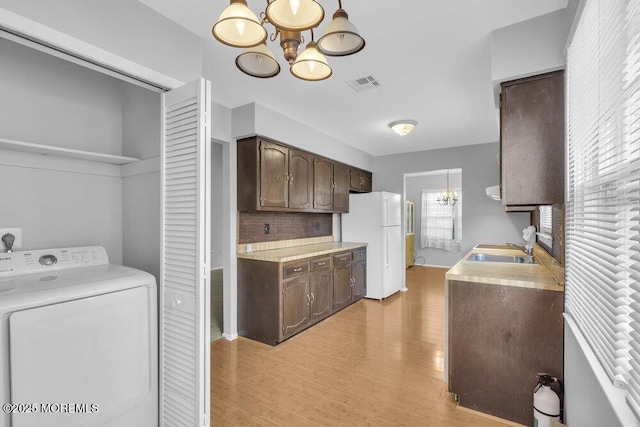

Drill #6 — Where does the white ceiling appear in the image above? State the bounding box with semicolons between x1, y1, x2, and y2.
139;0;568;156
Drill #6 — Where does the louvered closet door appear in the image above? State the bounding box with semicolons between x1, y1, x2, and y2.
161;78;211;427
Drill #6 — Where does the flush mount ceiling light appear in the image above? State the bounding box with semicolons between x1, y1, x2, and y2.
212;0;365;81
389;120;417;136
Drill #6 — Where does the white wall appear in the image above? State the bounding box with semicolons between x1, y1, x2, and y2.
375;142;530;266
0;0;202;85
564;318;630;427
406;170;463;267
231;102;375;171
0;37;126;261
0;35;161;275
491;9;571;85
0;158;124;261
0;36;124;153
121;85;162;280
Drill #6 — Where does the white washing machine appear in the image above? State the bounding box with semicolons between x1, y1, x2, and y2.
0;246;158;427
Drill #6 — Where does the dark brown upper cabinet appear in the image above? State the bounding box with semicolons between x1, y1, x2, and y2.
313;157;334;211
238;137;313;212
313;158;350;213
288;149;314;210
500;71;565;211
238;135;369;213
350;167;373;193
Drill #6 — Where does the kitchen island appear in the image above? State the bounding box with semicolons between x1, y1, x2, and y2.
446;244;564;426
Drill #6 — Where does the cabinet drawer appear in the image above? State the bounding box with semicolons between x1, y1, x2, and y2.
283;261;309;279
352;249;366;262
333;252;351;266
310;257;331;271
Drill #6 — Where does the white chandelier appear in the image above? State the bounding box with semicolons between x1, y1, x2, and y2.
212;0;365;81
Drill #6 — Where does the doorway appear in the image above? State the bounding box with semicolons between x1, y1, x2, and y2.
210;141;224;341
403;168;462;269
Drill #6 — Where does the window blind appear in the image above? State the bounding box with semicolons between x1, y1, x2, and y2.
566;0;640;418
539;206;553;235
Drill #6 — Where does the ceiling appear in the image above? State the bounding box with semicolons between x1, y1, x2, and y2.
138;0;568;156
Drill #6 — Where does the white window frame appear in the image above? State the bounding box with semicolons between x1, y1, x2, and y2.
419;188;462;251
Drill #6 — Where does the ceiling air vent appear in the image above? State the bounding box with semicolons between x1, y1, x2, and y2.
346;75;383;92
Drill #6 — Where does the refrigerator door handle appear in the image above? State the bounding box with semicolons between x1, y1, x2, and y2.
385;229;390;268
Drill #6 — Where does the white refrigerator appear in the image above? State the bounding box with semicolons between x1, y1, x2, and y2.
342;191;403;300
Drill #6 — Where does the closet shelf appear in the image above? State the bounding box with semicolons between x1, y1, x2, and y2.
0;138;140;165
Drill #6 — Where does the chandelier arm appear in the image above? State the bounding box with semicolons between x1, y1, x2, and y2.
270;28;279;42
338;0;343;9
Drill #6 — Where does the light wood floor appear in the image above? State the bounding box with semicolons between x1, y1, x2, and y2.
210;266;509;426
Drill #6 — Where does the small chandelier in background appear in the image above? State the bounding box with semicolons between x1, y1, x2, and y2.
438;170;459;206
389;120;417;136
212;0;365;81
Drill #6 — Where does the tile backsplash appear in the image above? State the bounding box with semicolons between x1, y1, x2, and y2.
238;212;332;244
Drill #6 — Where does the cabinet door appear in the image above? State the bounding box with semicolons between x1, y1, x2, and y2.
350;168;372;193
500;71;564;208
309;268;332;324
351;259;366;301
313;157;334;210
448;280;563;425
288;149;313;210
333;163;350;212
332;263;352;312
281;275;310;340
260;141;289;208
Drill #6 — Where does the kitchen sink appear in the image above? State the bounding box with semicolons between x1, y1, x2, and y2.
467;253;536;264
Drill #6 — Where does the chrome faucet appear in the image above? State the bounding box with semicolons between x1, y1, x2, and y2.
506;242;534;263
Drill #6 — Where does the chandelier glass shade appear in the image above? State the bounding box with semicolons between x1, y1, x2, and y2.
316;9;365;56
291;41;332;80
265;0;325;31
235;43;281;78
212;0;365;80
437;170;459;206
212;0;267;48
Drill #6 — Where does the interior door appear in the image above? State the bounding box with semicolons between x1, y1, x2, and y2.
161;78;211;427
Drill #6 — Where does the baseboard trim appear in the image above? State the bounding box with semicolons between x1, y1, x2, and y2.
455;406;526;426
222;333;238;341
410;264;452;269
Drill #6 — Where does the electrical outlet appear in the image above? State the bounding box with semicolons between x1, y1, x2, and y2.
264;224;270;234
0;227;23;251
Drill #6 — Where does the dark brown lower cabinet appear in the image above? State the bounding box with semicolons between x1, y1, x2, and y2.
448;280;563;426
282;273;311;340
238;247;366;345
351;249;366;301
309;257;332;324
332;252;353;312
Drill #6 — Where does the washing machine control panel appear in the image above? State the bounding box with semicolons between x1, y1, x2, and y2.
0;246;109;276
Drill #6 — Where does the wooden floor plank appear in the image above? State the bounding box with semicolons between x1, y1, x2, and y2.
211;266;512;426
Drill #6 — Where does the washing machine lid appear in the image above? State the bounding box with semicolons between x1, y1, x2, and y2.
0;247;155;313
